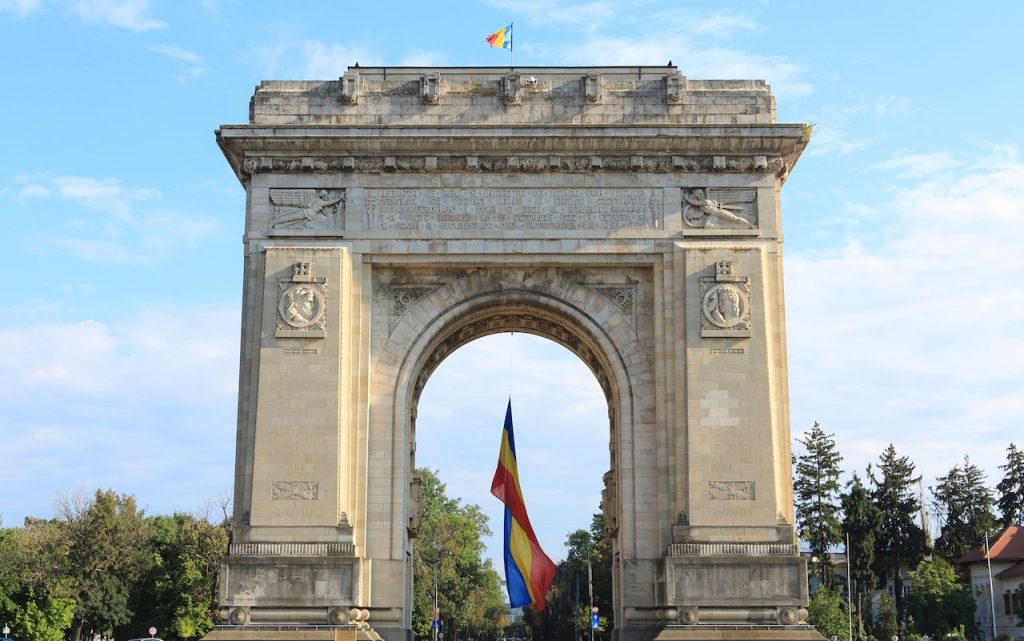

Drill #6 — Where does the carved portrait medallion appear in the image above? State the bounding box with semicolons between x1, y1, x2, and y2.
701;283;748;329
278;284;326;329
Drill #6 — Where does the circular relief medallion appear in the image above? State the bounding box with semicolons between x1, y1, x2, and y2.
702;284;747;329
279;284;325;329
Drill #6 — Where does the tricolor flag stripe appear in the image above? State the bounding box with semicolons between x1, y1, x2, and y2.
486;23;512;49
491;401;555;610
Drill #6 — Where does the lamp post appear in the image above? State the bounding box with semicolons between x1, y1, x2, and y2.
432;547;452;641
2;623;10;640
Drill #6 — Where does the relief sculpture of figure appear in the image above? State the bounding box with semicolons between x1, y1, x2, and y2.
278;284;325;330
707;286;741;325
270;189;344;229
683;188;755;228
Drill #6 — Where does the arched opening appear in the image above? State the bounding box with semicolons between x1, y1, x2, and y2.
382;272;647;634
414;332;611;638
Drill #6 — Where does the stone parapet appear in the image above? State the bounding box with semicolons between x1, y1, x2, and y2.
249;67;775;128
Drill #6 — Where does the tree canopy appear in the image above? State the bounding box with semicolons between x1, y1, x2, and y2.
868;444;927;626
411;468;507;641
997;443;1024;528
931;456;995;562
794;421;844;587
906;557;976;639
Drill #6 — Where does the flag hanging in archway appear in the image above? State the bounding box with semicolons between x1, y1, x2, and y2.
490;400;556;610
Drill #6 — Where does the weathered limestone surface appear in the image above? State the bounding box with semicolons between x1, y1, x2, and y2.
210;66;816;641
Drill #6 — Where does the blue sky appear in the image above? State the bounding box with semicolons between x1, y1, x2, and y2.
1;0;1022;573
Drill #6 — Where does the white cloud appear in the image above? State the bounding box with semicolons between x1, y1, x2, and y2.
399;49;448;67
873;94;910;118
48;175;159;220
483;0;620;29
149;44;208;81
68;0;165;31
0;303;238;524
10;174;219;264
18;183;52;199
0;0;41;18
687;13;759;36
302;40;377;79
868;149;958;178
805;123;872;157
787;146;1024;491
803;95;910;158
538;35;812;99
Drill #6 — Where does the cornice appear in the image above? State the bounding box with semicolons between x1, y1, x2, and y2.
216;125;808;184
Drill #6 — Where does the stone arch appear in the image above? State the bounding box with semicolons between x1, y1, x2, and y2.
370;267;657;623
214;65;814;641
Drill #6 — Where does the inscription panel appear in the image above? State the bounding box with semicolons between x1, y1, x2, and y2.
365;188;662;231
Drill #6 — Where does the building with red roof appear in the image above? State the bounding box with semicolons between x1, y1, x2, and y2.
958;526;1024;640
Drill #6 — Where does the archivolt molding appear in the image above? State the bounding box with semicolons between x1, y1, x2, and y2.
376;267;654;558
379;268;649;413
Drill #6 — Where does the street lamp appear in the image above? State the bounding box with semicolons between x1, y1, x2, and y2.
2;623;11;640
432;548;453;641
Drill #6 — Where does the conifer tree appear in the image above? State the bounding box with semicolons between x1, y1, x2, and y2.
868;444;927;628
996;443;1024;527
931;456;995;561
793;422;843;587
841;472;882;637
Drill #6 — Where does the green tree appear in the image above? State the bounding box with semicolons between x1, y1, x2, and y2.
412;469;507;641
0;524;18;625
868;445;927;628
996;443;1024;528
841;472;882;638
124;513;229;640
873;591;898;641
794;422;844;588
21;490;154;641
542;513;613;641
931;456;995;562
3;519;77;641
906;557;976;639
806;585;848;641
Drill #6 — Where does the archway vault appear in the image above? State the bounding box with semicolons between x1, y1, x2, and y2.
379;265;655;561
210;65;815;641
390;272;641;635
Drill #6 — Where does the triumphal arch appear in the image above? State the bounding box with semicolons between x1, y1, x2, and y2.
210;66;815;641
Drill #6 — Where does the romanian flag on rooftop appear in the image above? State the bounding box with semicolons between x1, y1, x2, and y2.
490;401;556;610
486;23;512;49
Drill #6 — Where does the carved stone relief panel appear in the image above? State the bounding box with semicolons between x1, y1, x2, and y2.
584;73;602;104
699;260;751;338
420;72;443;105
502;72;521;105
708;481;755;500
365;188;661;232
665;72;684;104
590;284;636;323
269;189;345;233
339;71;359;104
682;188;757;232
272;481;320;500
277;262;327;339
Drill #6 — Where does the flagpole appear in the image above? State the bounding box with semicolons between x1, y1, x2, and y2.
985;531;997;639
846;533;853;641
510;21;514;70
